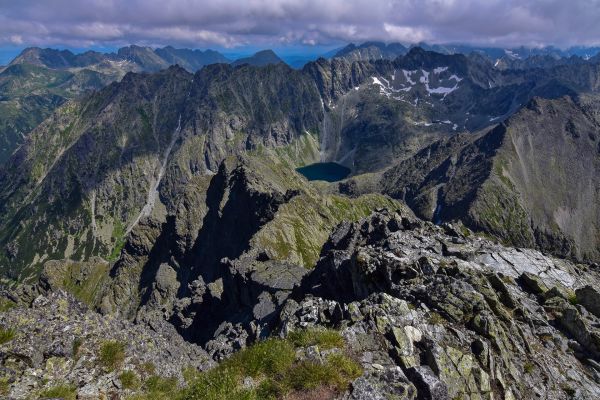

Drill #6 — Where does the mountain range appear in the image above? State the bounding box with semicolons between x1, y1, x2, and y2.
1;41;600;399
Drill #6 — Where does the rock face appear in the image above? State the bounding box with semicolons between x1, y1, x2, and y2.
3;209;600;398
285;210;600;399
100;152;406;350
0;290;211;399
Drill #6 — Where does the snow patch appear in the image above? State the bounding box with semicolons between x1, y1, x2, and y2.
433;66;448;74
402;70;417;85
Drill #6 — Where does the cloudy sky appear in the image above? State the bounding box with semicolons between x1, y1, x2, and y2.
1;0;600;59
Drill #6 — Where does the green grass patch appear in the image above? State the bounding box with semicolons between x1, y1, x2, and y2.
145;375;178;395
0;298;16;312
39;384;77;400
523;362;535;374
179;336;362;400
0;327;15;344
0;377;9;396
99;340;126;371
568;294;579;306
120;370;141;390
226;338;296;377
108;219;126;262
287;328;345;350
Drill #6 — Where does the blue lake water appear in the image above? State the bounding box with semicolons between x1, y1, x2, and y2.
296;162;351;182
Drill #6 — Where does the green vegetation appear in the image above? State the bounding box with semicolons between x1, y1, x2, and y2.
145;375;178;395
39;384;77;400
255;192;403;269
568;294;579;306
72;336;83;358
287;328;345;350
138;361;157;376
126;329;360;400
524;362;535;374
108;219;127;262
0;327;15;344
49;259;111;307
99;340;126;371
178;330;361;400
428;311;446;325
470;180;533;248
120;370;141;390
0;377;9;396
0;298;16;312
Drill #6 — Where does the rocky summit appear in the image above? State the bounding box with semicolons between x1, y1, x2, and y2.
3;209;600;399
1;41;600;400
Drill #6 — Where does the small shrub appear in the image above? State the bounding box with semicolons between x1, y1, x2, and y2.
0;327;15;345
39;384;77;400
288;328;345;350
120;370;141;390
99;340;126;371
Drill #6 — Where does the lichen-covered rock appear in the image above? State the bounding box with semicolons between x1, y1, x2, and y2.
0;291;211;399
284;210;600;399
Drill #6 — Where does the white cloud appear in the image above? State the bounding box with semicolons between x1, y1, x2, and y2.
1;0;600;48
383;24;431;43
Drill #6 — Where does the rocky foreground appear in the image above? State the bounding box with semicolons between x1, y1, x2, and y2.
3;209;600;399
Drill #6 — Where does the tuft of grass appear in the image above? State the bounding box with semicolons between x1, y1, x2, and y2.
287;328;345;350
0;298;16;312
138;361;156;376
226;338;296;377
524;362;535;374
0;327;15;345
72;336;83;358
568;294;579;306
179;366;256;400
99;340;126;371
428;311;446;325
0;377;9;396
120;370;141;390
180;339;362;400
39;384;77;400
145;375;178;395
285;354;362;392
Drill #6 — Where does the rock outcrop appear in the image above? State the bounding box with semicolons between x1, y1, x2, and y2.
282;210;600;399
3;209;600;398
0;290;211;399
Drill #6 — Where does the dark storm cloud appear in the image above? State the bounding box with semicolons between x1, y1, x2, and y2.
1;0;600;48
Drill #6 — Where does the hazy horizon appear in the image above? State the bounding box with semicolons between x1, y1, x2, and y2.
2;0;600;65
